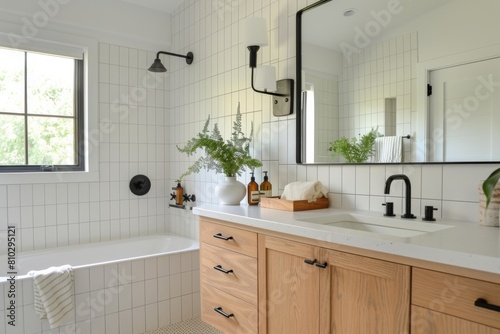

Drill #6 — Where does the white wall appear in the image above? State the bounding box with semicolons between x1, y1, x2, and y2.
0;0;498;251
303;42;342;76
167;0;500;240
0;0;176;254
0;43;172;255
338;32;415;161
0;2;185;332
377;0;500;62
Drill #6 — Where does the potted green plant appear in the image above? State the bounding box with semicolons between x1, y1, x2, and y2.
480;168;500;226
328;129;378;163
483;168;500;209
177;103;262;205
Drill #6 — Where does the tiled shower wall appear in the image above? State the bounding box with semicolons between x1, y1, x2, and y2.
167;0;500;239
0;43;171;254
339;32;416;161
339;32;416;141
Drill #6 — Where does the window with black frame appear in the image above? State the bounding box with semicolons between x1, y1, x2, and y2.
0;47;84;172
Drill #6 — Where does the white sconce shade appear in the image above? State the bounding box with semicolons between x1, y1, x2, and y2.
244;17;293;117
245;18;268;47
254;65;277;92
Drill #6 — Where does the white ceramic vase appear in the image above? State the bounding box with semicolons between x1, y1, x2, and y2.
479;181;500;227
215;176;246;205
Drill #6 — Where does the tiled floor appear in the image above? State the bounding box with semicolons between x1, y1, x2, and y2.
143;317;222;334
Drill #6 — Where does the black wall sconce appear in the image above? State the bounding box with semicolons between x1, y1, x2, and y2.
245;18;294;116
148;51;194;73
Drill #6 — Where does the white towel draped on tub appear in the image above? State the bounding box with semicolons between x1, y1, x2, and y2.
28;265;74;328
281;181;329;202
374;136;403;163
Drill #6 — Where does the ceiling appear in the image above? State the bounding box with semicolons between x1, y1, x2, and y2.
119;0;184;13
303;0;455;51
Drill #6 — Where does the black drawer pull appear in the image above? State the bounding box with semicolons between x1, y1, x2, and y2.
315;262;328;269
475;298;500;312
304;259;317;265
213;233;233;241
214;307;234;318
214;265;233;274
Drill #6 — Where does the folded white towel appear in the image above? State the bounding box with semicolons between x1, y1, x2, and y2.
281;181;329;202
28;265;74;329
374;136;403;163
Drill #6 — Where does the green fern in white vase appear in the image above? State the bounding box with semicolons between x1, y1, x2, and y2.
177;103;262;180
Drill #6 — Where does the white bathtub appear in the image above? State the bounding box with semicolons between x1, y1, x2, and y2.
0;234;199;279
0;235;199;282
0;235;201;333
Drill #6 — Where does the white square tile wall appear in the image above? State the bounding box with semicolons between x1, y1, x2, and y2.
167;0;500;239
339;32;416;161
0;43;171;254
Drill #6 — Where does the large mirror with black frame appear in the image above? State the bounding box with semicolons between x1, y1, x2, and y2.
296;0;500;164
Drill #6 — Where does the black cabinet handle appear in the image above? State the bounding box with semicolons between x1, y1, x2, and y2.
214;307;234;318
214;265;233;274
475;298;500;312
213;233;233;241
304;259;317;265
315;262;328;269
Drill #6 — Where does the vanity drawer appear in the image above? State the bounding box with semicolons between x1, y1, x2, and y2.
412;268;500;329
201;243;257;305
411;305;500;334
200;220;257;257
201;284;258;334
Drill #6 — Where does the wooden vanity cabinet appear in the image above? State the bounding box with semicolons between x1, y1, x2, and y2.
200;219;258;333
411;268;500;333
257;234;321;334
320;248;410;333
258;234;411;334
199;217;500;334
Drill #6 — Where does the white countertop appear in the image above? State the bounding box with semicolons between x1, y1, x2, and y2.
193;204;500;275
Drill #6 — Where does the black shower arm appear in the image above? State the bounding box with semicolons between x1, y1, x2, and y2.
156;51;193;64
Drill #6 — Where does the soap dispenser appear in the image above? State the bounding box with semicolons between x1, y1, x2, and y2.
173;181;183;206
248;172;260;205
260;171;272;198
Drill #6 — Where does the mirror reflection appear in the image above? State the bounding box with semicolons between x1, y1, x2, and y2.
297;0;500;164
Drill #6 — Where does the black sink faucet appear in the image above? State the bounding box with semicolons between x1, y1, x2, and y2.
384;174;416;219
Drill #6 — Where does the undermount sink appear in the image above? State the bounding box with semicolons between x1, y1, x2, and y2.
299;213;453;238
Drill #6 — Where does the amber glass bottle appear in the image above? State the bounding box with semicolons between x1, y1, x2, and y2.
248;172;260;205
260;171;272;198
174;181;183;205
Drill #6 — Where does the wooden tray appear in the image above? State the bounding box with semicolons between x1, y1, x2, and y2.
259;196;329;211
